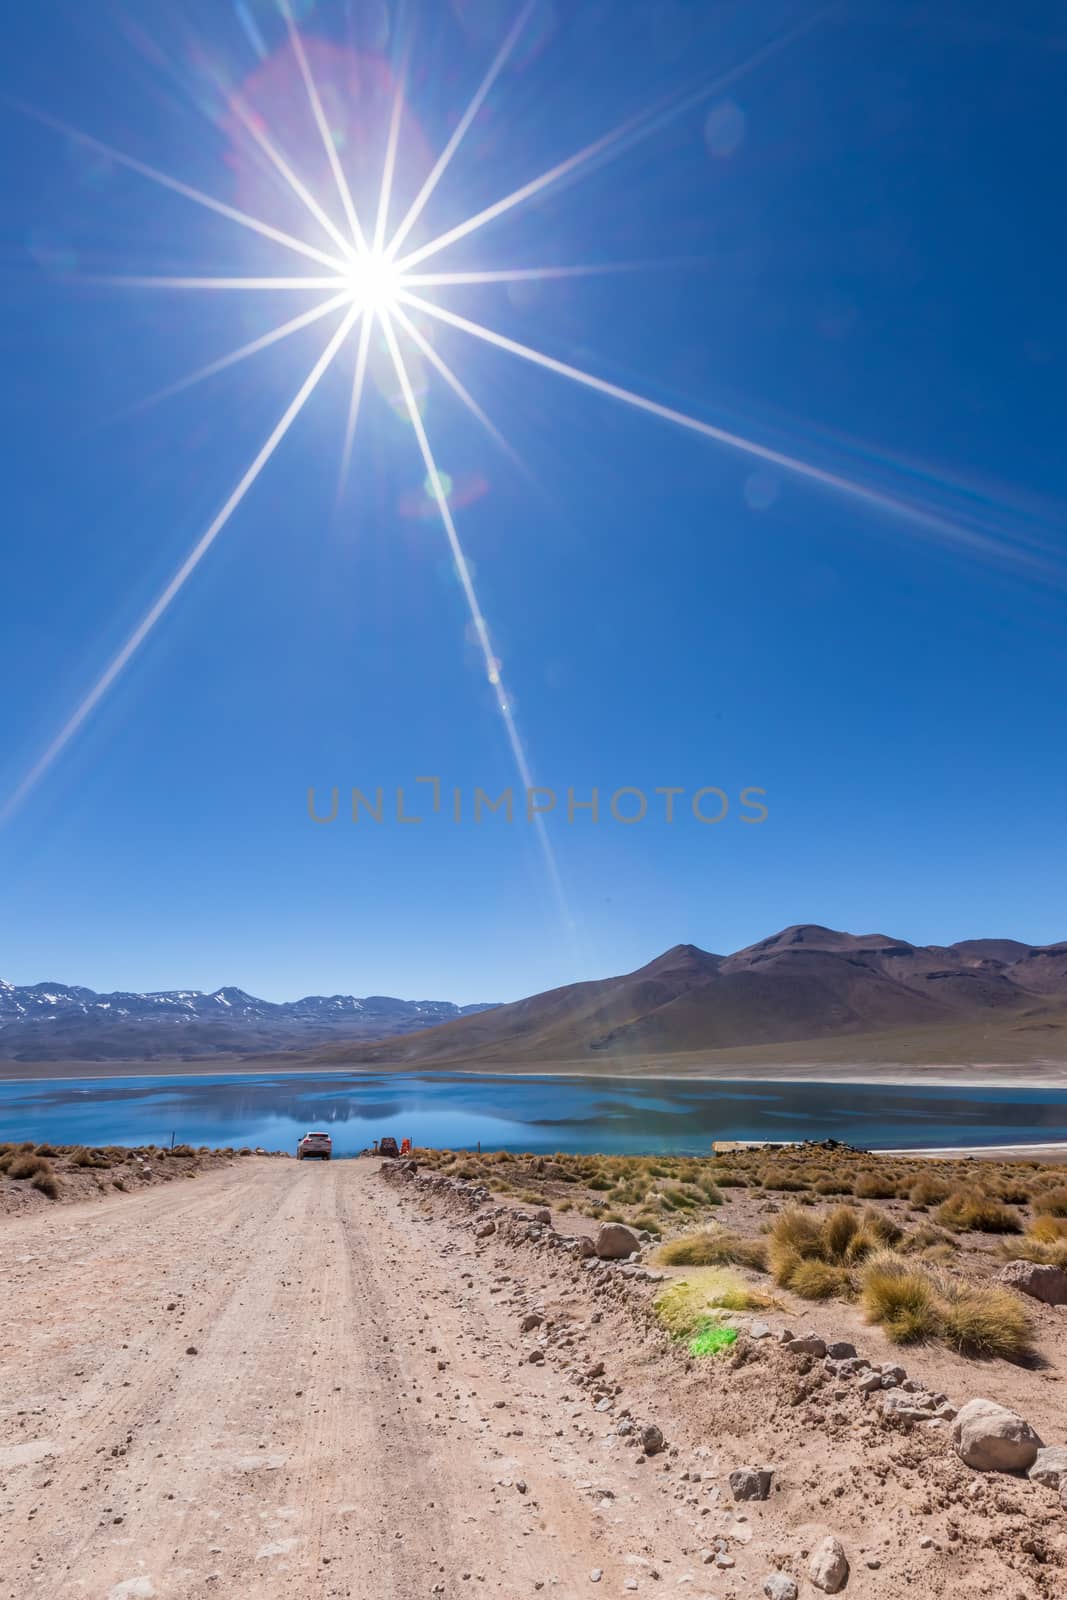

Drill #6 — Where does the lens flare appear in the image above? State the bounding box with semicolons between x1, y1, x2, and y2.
4;0;1049;855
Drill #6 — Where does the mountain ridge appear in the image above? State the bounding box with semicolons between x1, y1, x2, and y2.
301;923;1067;1069
0;979;497;1062
5;924;1067;1066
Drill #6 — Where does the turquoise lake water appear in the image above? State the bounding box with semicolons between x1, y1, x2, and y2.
0;1071;1064;1154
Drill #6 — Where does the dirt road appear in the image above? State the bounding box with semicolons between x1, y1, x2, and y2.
0;1159;684;1599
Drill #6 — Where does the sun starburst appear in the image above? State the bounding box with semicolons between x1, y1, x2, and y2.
2;0;1042;838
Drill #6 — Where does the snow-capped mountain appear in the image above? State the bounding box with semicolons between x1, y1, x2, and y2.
0;979;497;1061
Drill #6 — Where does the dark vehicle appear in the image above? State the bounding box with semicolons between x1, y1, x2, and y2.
379;1136;399;1158
297;1130;333;1160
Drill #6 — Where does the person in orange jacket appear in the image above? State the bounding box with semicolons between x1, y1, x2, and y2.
400;1137;412;1156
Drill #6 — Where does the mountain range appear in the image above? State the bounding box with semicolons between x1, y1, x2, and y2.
305;924;1067;1070
0;981;497;1062
5;925;1067;1067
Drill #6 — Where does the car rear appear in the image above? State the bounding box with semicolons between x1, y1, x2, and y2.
297;1130;332;1160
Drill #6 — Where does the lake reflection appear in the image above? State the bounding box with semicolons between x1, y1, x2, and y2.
0;1072;1065;1154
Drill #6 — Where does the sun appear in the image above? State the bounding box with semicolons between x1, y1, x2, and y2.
5;1;992;843
345;249;403;314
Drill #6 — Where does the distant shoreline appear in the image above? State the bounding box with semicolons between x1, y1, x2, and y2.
2;1057;1067;1090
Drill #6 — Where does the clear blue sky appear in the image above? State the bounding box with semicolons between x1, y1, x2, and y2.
1;1;1065;1004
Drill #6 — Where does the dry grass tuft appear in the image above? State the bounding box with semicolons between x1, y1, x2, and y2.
657;1229;767;1272
861;1252;1032;1357
860;1253;941;1344
1035;1185;1067;1218
7;1153;49;1181
937;1190;1022;1234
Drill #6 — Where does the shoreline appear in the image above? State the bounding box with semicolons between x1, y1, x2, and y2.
2;1060;1067;1089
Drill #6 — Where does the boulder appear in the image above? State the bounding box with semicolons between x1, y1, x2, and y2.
952;1399;1043;1473
997;1260;1067;1306
809;1536;849;1593
825;1341;857;1360
763;1574;798;1600
594;1222;641;1260
474;1220;496;1239
640;1424;664;1456
728;1467;772;1501
577;1236;597;1259
1028;1445;1067;1490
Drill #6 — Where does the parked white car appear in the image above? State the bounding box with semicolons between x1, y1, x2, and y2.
296;1130;332;1160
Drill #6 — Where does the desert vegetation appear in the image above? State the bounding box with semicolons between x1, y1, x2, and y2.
0;1140;280;1211
415;1139;1067;1364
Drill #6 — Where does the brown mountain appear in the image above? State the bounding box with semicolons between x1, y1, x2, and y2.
308;924;1067;1069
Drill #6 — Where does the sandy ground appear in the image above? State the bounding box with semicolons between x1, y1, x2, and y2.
2;1158;1066;1600
0;1158;691;1599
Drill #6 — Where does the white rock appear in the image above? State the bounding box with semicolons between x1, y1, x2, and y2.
594;1222;641;1260
953;1398;1043;1473
809;1535;849;1593
1029;1445;1067;1490
997;1260;1067;1306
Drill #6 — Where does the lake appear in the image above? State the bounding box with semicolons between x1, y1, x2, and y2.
0;1071;1065;1155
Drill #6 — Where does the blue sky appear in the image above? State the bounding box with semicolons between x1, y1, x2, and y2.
1;0;1065;1004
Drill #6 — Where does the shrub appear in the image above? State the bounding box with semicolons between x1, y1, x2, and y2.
814;1175;854;1195
936;1279;1032;1360
1035;1186;1067;1218
31;1170;59;1199
908;1174;951;1208
861;1254;1033;1358
854;1172;899;1200
937;1191;1022;1234
860;1254;941;1344
712;1169;748;1188
788;1259;853;1299
997;1181;1033;1206
34;1143;59;1158
8;1154;48;1181
657;1229;767;1272
760;1166;810;1191
767;1205;887;1299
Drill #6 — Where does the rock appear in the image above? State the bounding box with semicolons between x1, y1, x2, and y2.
809;1535;849;1593
748;1321;773;1340
594;1222;641;1260
953;1398;1043;1473
640;1424;664;1455
1029;1445;1067;1490
577;1237;596;1259
589;1570;603;1584
533;1208;552;1224
785;1335;826;1358
881;1389;938;1424
728;1467;772;1501
527;1348;545;1365
857;1372;884;1394
474;1220;496;1239
185;1346;198;1356
776;1328;796;1344
826;1341;857;1360
997;1260;1067;1306
763;1574;799;1600
520;1311;544;1333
